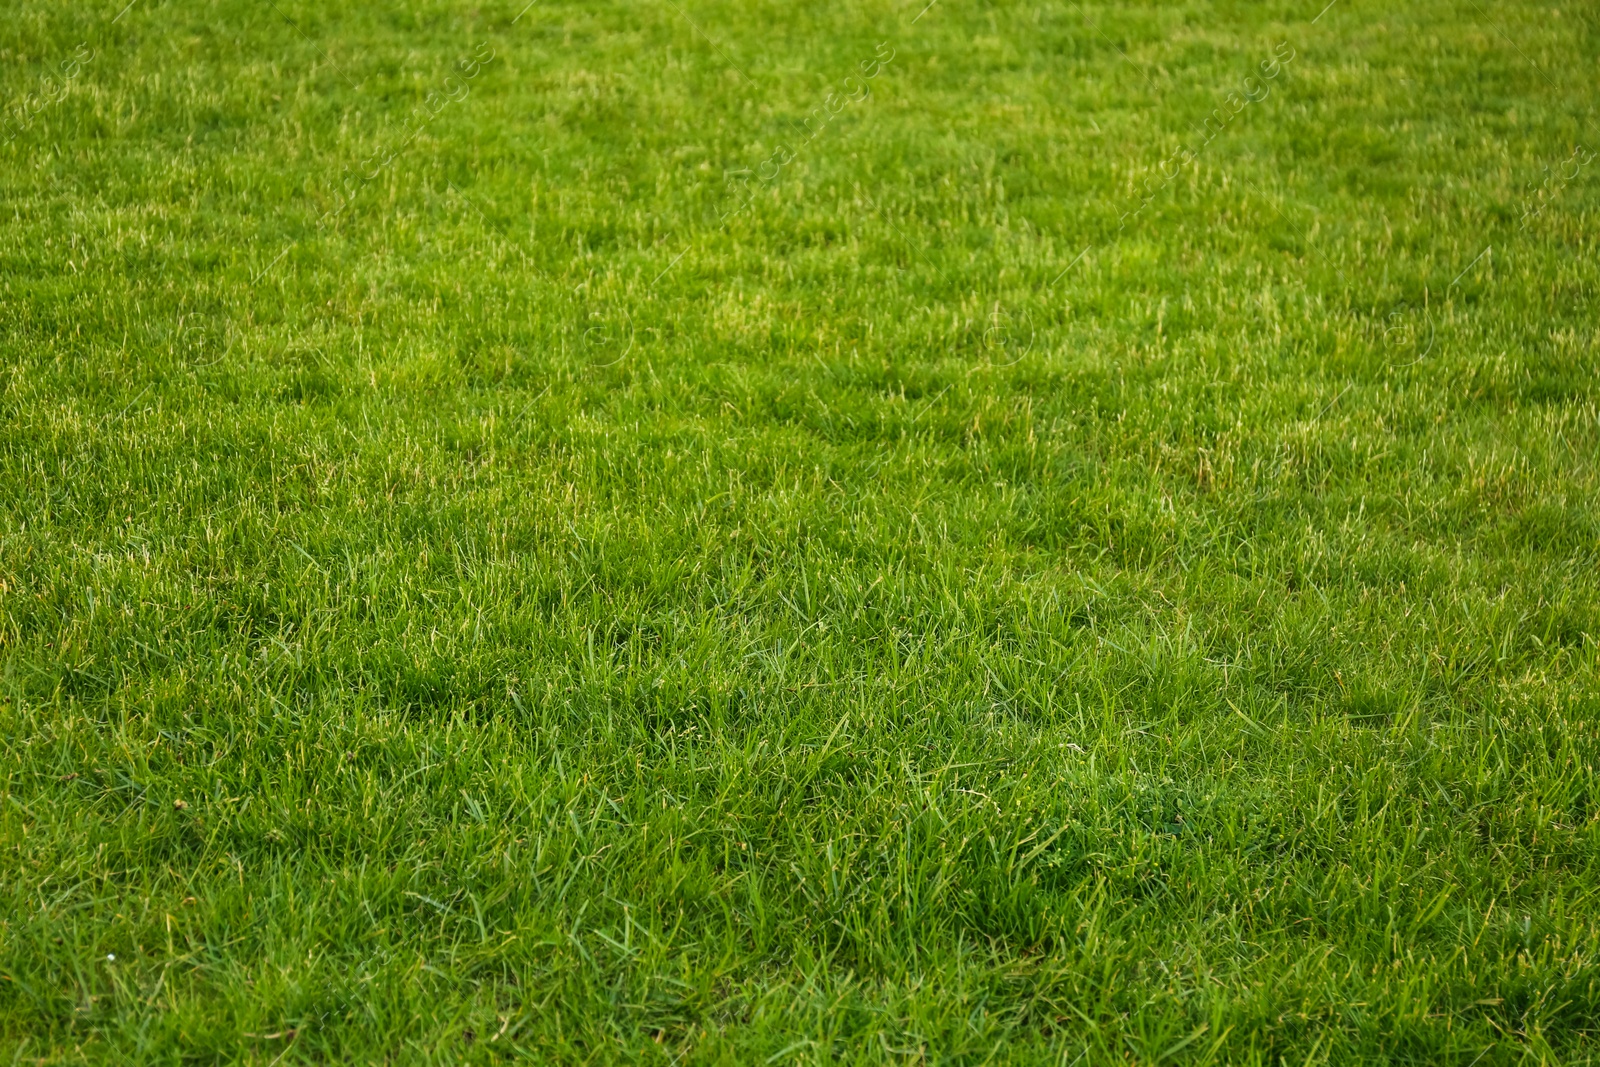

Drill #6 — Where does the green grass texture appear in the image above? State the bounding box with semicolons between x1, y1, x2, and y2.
2;0;1598;1061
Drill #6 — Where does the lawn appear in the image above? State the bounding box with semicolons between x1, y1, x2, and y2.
2;0;1598;1061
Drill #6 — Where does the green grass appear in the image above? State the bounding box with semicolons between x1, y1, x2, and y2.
2;0;1598;1061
